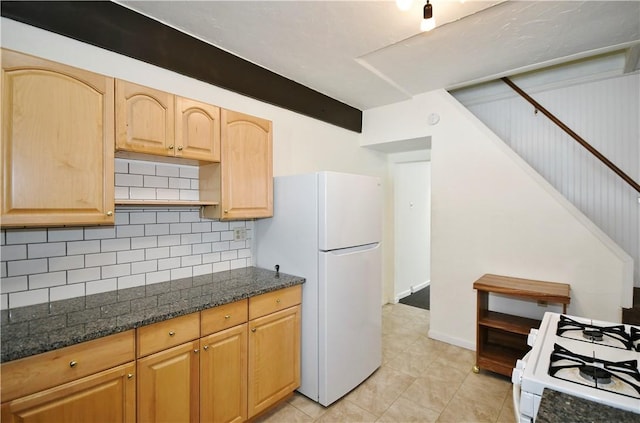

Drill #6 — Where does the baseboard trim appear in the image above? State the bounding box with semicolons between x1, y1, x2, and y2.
394;289;412;303
428;329;475;351
412;280;430;293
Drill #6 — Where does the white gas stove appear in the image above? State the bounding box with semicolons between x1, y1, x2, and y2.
512;312;640;422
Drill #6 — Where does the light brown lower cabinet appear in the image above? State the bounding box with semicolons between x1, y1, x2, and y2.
0;286;301;423
1;362;136;423
248;304;301;418
137;332;249;423
0;331;136;423
137;340;200;423
200;323;248;423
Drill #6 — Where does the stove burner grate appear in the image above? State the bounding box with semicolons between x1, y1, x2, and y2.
556;315;633;350
632;327;640;352
548;344;640;399
579;365;612;385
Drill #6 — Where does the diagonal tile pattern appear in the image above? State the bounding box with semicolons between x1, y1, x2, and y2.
256;302;515;423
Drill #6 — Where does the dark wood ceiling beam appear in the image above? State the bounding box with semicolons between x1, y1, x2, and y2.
1;0;363;132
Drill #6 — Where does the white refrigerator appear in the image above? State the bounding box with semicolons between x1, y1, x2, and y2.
255;171;382;406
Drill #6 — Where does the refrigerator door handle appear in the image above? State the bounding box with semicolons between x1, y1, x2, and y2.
322;243;380;255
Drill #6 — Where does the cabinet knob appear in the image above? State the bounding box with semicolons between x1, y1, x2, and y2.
203;345;209;351
169;331;176;337
194;349;199;354
251;328;257;333
69;361;78;368
177;146;183;151
276;298;281;304
127;373;134;379
168;145;174;150
224;314;231;320
106;211;113;216
224;210;228;214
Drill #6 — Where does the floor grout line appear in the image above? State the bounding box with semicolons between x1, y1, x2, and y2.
258;303;514;423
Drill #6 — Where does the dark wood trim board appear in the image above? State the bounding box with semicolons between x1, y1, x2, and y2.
1;0;363;132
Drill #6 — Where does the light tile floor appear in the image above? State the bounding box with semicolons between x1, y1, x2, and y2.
256;302;516;423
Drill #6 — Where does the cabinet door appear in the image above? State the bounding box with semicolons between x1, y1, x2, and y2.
0;362;135;423
176;97;220;162
220;109;273;220
200;324;247;423
248;305;300;418
137;341;199;423
115;79;175;156
1;49;114;227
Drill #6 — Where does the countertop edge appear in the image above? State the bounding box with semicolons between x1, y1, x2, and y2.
536;388;640;423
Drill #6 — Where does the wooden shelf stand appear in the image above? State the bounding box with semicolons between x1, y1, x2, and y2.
473;274;570;377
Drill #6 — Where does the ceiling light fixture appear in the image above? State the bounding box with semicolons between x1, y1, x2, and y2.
420;0;436;32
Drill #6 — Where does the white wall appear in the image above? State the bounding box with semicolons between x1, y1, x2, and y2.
363;89;633;350
0;19;389;307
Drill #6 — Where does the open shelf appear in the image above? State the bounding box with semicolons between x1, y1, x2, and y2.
115;199;219;206
476;341;530;376
478;311;541;335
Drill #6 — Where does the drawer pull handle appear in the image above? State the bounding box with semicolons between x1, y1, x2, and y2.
127;373;134;379
224;314;231;319
169;331;176;337
251;328;257;333
69;361;78;368
276;298;281;304
203;345;209;351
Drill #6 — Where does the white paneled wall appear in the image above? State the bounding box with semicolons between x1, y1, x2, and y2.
0;160;252;310
454;73;640;284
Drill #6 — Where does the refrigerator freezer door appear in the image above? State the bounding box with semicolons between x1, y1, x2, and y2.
318;172;382;251
318;243;382;406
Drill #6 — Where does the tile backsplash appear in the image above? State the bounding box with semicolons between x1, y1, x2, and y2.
0;160;252;311
115;158;201;202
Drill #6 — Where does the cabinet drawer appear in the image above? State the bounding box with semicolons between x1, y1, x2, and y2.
249;285;302;320
201;299;248;336
1;330;135;403
137;313;200;358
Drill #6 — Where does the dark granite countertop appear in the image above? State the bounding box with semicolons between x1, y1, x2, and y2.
1;267;304;363
537;388;640;423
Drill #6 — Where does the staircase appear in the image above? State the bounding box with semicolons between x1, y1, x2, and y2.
451;72;639;321
622;287;640;325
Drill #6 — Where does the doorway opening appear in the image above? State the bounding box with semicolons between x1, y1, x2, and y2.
393;160;431;310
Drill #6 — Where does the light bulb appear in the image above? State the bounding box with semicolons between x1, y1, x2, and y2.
396;0;413;11
420;17;436;32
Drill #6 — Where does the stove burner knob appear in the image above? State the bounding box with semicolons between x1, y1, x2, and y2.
527;329;539;347
511;367;523;384
511;358;527;384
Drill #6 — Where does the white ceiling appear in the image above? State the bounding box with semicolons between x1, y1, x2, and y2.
118;1;640;111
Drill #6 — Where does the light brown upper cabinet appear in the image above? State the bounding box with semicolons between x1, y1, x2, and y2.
116;80;220;162
1;49;115;227
202;110;273;220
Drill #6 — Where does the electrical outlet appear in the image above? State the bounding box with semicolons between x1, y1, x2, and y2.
233;227;247;241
